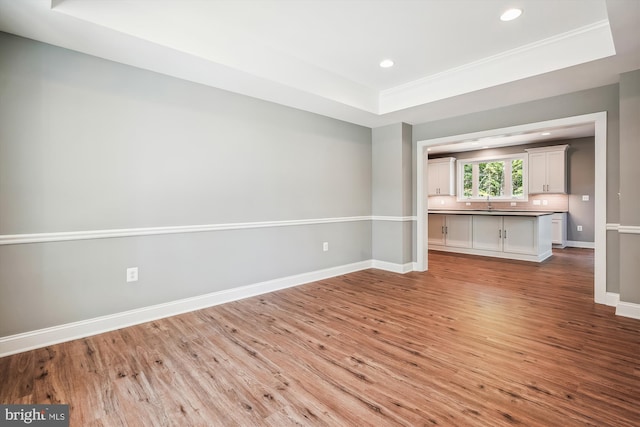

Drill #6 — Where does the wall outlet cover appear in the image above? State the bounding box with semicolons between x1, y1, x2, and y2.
533;200;541;205
582;195;590;201
577;225;583;231
542;200;548;206
126;267;138;282
323;242;329;252
510;202;517;206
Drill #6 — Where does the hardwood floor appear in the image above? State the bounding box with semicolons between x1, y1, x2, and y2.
1;248;639;426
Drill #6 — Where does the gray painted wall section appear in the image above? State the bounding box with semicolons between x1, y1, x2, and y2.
371;123;413;265
566;138;595;242
0;33;372;336
619;70;640;304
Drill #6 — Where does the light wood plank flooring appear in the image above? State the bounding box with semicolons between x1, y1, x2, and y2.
1;248;639;426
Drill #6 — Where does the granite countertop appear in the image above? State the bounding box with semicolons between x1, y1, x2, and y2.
428;210;554;216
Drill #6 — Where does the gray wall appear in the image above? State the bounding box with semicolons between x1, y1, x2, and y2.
412;85;620;292
565;138;595;242
0;33;372;336
619;70;640;304
371;123;413;264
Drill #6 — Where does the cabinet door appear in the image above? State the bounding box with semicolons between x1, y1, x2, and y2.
427;214;446;246
445;215;473;248
472;216;503;251
427;163;440;196
546;150;566;193
437;163;453;196
551;219;562;244
503;217;537;255
528;152;547;193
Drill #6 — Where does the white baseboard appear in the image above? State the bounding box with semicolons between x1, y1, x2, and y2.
566;240;595;249
605;292;620;307
371;260;414;274
616;301;640;320
0;258;419;357
0;260;375;358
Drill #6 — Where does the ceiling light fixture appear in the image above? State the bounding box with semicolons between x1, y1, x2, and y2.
379;59;394;68
541;132;551;136
500;8;523;21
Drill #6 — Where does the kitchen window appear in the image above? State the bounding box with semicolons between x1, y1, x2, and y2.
458;154;527;201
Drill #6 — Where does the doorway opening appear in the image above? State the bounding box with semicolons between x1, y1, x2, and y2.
415;112;608;305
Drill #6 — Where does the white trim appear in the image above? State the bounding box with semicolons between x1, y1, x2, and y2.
371;216;417;222
566;240;595;249
616;302;640;320
0;216;373;246
0;258;418;357
371;260;414;273
416;112;607;305
380;21;614;113
605;292;620;307
429;246;552;263
619;225;640;234
606;223;620;231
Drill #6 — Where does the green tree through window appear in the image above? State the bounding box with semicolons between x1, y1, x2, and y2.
458;154;526;200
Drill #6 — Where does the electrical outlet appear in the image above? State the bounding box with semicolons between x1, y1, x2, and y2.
126;267;138;282
542;200;548;206
440;200;445;205
323;242;329;252
466;202;471;206
533;200;541;206
510;202;517;207
577;225;583;232
582;195;590;201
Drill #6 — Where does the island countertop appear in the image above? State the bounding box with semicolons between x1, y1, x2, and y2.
428;210;554;217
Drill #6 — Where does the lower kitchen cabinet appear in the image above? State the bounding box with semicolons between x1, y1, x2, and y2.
428;212;553;262
428;214;472;248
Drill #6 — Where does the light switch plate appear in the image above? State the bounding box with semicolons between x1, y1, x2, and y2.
582;195;590;201
533;200;541;205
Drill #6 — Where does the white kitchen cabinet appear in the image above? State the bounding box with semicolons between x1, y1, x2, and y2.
526;145;568;194
503;216;537;255
474;216;542;255
430;211;553;262
428;214;446;246
551;212;567;247
472;216;503;251
428;214;472;248
428;157;456;196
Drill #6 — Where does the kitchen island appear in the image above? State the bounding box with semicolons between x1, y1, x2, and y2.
428;210;553;262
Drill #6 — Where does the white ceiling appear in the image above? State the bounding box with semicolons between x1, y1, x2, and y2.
426;123;595;155
0;0;639;128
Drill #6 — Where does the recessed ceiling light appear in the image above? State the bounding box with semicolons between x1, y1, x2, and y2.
541;132;551;136
500;8;523;21
379;59;394;68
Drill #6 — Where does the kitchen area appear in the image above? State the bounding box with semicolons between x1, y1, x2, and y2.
426;133;595;263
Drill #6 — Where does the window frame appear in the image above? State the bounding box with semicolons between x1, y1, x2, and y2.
456;153;528;202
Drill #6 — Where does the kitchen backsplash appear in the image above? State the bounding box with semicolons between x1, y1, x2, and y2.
428;193;569;212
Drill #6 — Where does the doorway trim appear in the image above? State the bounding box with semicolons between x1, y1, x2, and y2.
416;112;608;305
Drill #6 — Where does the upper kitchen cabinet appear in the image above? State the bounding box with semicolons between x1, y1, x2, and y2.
525;145;568;194
428;157;456;196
